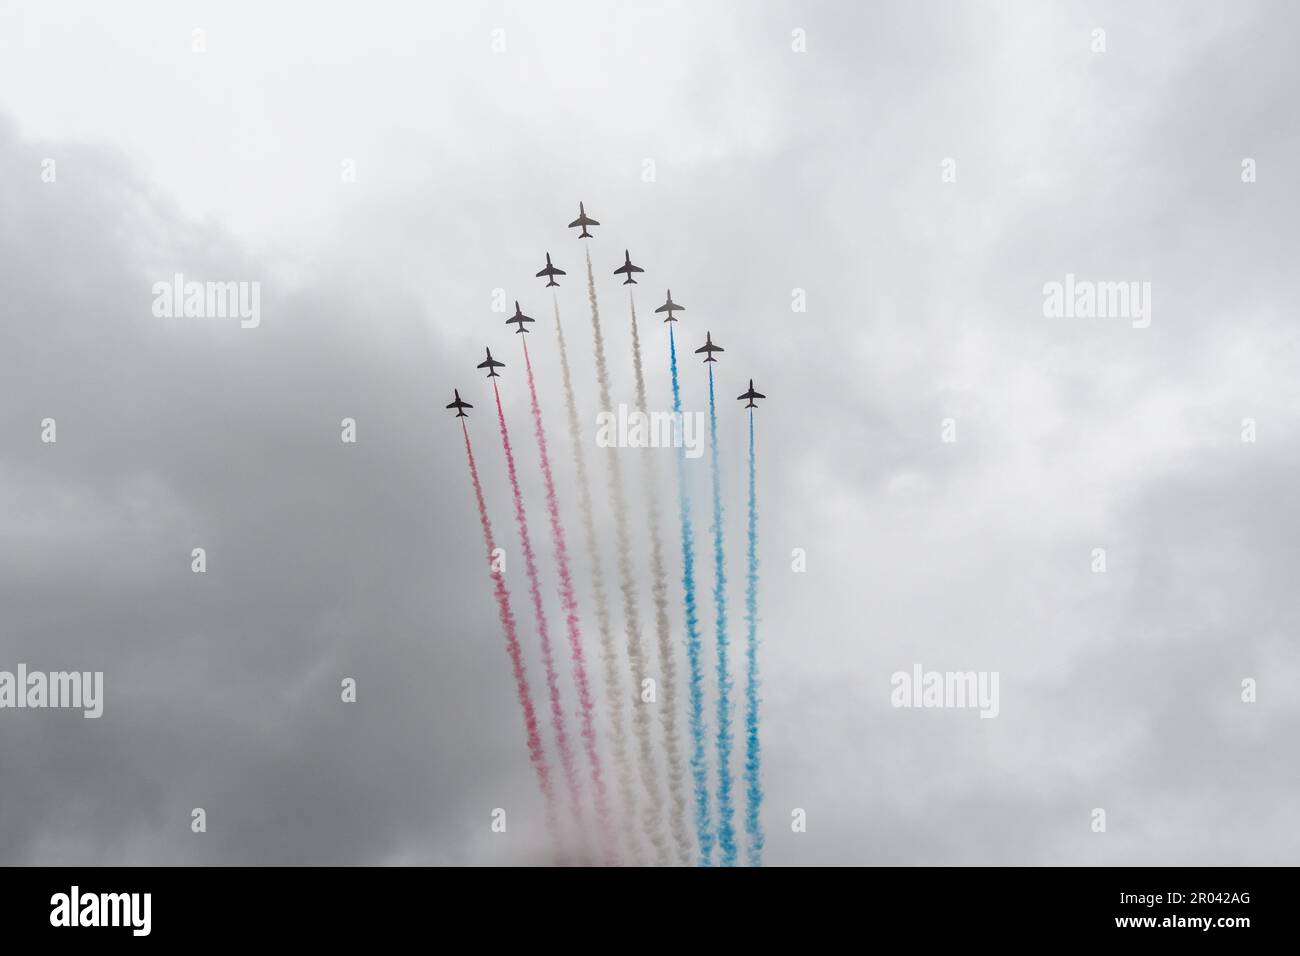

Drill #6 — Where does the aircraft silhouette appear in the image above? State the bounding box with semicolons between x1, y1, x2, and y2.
737;379;766;408
655;289;684;322
568;202;599;238
505;301;535;334
535;252;565;287
446;389;473;418
695;331;724;363
477;347;504;378
614;249;644;285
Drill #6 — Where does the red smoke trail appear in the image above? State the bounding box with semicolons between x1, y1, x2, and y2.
522;337;617;862
493;381;586;837
461;420;558;838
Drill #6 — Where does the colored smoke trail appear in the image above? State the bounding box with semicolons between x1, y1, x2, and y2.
629;291;693;865
493;380;586;838
669;325;714;866
707;366;737;866
521;336;616;862
585;249;669;864
555;296;642;865
461;420;559;839
743;410;764;866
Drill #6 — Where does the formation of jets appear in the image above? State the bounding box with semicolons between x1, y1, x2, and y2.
449;202;766;418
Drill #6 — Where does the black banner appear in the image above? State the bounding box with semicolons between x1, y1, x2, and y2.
0;866;1282;943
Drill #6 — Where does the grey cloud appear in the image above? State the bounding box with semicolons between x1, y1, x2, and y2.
2;0;1298;864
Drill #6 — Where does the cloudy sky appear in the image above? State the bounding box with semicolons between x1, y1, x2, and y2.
2;0;1297;865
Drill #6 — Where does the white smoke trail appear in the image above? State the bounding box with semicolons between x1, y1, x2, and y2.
585;249;670;865
554;296;642;865
629;290;693;865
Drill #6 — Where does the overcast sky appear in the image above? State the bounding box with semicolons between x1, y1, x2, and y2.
2;0;1298;865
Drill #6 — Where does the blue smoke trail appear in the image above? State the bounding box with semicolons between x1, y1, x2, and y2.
743;410;764;866
670;326;713;866
708;365;736;866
